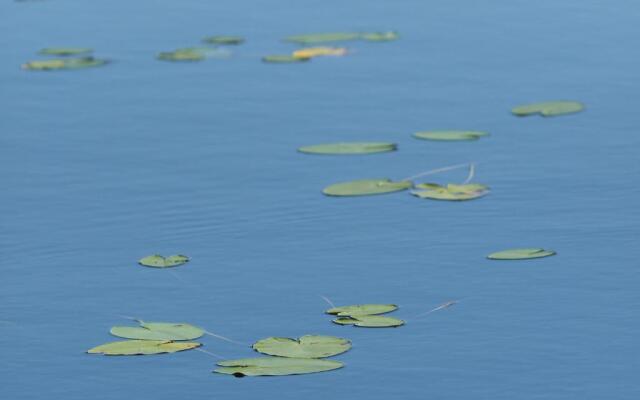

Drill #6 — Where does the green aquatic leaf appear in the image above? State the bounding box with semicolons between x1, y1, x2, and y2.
487;248;556;260
111;322;204;341
262;54;310;63
333;315;404;328
511;101;584;117
138;254;189;268
326;304;398;316
22;57;109;71
252;335;351;359
298;142;396;155
411;183;489;201
39;47;93;56
360;31;399;42
214;357;343;377
413;131;489;141
87;340;201;355
284;32;361;44
202;35;244;45
323;178;411;197
157;47;230;62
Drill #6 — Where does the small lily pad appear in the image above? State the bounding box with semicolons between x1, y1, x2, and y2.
411;183;489;201
298;142;396;155
252;335;351;359
511;101;584;117
360;31;399;42
87;340;201;356
39;47;93;56
487;248;556;260
157;47;229;62
292;47;347;59
413;131;489;141
138;254;189;268
284;32;361;44
262;54;310;63
323;178;411;197
111;321;204;341
333;315;404;328
202;35;244;45
215;357;343;377
326;304;398;316
22;57;109;71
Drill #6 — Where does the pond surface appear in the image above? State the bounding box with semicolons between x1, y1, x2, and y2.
1;0;639;399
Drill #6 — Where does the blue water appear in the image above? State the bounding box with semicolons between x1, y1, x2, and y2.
1;0;639;399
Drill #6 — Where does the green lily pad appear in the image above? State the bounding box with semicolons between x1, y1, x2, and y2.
111;321;204;341
39;47;93;56
323;178;411;197
333;315;404;328
252;335;351;359
487;248;556;260
22;57;109;71
87;340;201;356
262;54;310;63
214;357;343;377
413;131;489;141
284;32;361;44
360;31;399;42
138;254;189;268
511;101;584;117
298;142;397;155
157;47;230;62
202;35;245;45
412;183;489;201
326;304;398;316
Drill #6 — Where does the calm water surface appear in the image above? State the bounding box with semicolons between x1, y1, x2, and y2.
1;1;639;399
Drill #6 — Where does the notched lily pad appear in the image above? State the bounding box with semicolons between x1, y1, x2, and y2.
111;321;204;341
326;304;398;316
323;178;411;197
262;54;310;63
412;183;489;201
22;57;109;71
487;248;556;260
298;142;396;155
39;47;93;56
214;357;343;377
252;335;351;359
292;47;348;59
202;35;244;45
138;254;189;268
413;131;489;141
511;101;584;117
87;340;201;355
333;315;404;328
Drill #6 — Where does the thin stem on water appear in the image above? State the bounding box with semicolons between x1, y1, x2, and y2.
320;295;336;308
194;347;226;360
203;330;249;346
402;163;473;182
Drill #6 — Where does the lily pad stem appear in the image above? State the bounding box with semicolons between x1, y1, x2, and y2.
402;163;475;182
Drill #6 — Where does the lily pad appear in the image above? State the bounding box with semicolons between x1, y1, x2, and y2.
360;31;399;42
252;335;351;359
214;357;343;377
262;54;310;63
138;254;189;268
298;142;396;155
22;57;109;71
323;178;411;197
487;248;556;260
202;35;244;45
111;321;204;341
39;47;93;56
411;183;489;201
284;32;361;44
413;131;489;141
511;101;584;117
333;315;404;328
326;304;398;316
87;340;201;356
157;47;230;62
292;47;347;59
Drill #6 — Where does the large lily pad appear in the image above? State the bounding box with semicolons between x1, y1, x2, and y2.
333;315;404;328
411;183;489;201
292;47;347;59
111;321;204;341
487;248;556;260
262;54;310;63
39;47;93;56
202;35;244;45
511;101;584;117
214;357;343;377
326;304;398;316
298;142;396;155
87;340;201;356
323;178;411;197
138;254;189;268
22;57;108;71
252;335;351;358
413;131;489;141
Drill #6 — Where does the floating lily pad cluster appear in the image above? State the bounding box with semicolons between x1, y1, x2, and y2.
22;47;109;71
326;304;405;328
157;35;242;62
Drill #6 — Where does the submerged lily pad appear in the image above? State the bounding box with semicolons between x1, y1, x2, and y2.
333;315;404;328
298;142;396;155
284;32;361;44
326;304;398;316
413;131;489;141
138;254;189;268
412;183;489;201
262;54;310;63
487;248;556;260
292;47;348;59
360;31;399;42
323;179;411;197
511;101;584;117
39;47;93;56
215;357;343;377
252;335;351;359
202;35;244;45
22;57;109;71
87;340;201;355
111;322;204;341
